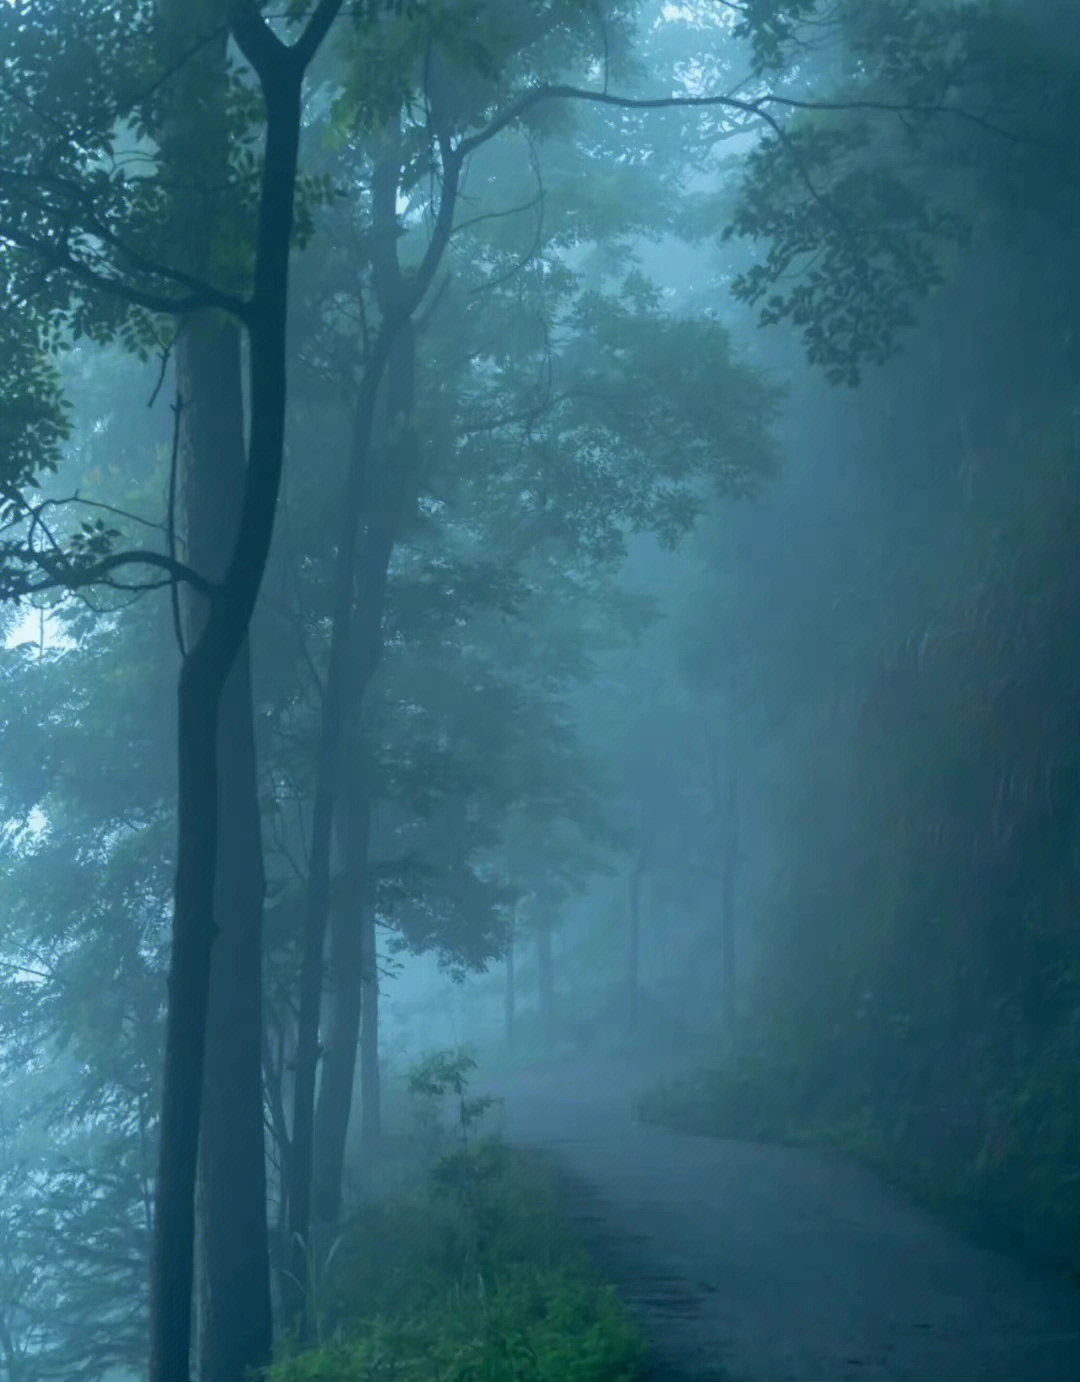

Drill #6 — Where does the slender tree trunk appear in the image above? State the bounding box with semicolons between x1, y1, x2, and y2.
152;668;219;1382
262;1023;291;1283
305;516;397;1227
704;706;738;1045
286;141;413;1269
359;906;382;1144
288;86;463;1265
285;369;387;1330
284;409;399;1312
195;645;269;1382
713;697;738;1048
627;864;642;1037
150;8;331;1372
311;771;371;1224
286;86;464;1259
160;23;271;1363
537;919;555;1049
177;311;271;1382
298;159;419;1230
720;753;738;1045
352;311;416;1158
287;743;339;1289
505;930;515;1050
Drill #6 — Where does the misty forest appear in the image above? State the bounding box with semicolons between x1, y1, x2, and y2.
3;2;1080;1379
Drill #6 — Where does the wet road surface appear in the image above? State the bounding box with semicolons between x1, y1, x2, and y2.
484;1057;1080;1381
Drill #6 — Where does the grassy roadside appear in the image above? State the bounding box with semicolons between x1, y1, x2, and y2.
270;1051;647;1382
638;1061;1080;1284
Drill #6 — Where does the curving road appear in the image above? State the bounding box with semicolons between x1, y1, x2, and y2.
483;1056;1080;1381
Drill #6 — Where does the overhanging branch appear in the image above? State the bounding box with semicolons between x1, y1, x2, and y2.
1;222;247;321
3;549;215;601
454;80;1052;167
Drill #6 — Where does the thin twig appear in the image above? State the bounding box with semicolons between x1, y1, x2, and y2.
147;340;173;409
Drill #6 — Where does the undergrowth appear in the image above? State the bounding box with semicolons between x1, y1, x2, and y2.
639;1053;1080;1282
270;1050;645;1382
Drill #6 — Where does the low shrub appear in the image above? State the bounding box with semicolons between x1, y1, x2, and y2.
270;1049;646;1382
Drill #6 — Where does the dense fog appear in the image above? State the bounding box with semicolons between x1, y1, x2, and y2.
2;2;1080;1379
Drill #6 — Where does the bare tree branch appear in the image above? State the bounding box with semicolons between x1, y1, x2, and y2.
454;80;1056;169
4;549;215;601
0;166;251;319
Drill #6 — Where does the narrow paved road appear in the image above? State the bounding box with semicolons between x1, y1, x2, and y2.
484;1057;1080;1381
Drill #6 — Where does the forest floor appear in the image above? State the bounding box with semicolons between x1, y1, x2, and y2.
480;1054;1080;1381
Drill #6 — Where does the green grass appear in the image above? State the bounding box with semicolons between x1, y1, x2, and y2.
269;1261;643;1382
270;1052;646;1382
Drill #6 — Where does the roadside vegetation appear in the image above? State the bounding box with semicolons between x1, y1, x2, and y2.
271;1051;646;1382
640;439;1080;1281
640;1033;1080;1283
639;346;1080;1284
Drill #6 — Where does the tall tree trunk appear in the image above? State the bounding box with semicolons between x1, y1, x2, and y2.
149;9;337;1375
160;11;271;1368
627;864;642;1037
305;515;396;1225
311;765;372;1225
352;298;417;1156
286;138;412;1275
720;753;738;1045
714;697;738;1047
359;906;382;1144
505;930;515;1050
286;80;464;1259
154;658;220;1382
178;311;271;1382
284;398;400;1308
537;918;555;1049
288;79;463;1265
195;663;270;1382
285;372;385;1332
300;153;419;1228
705;706;738;1046
285;149;411;1271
